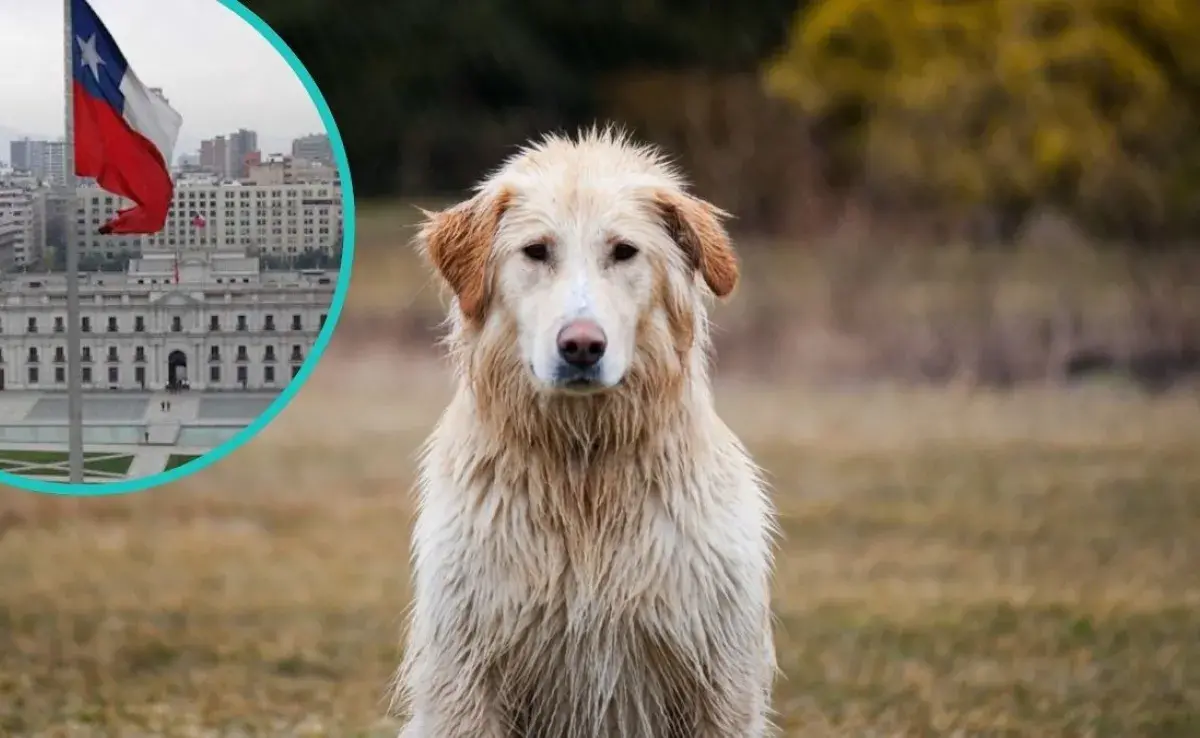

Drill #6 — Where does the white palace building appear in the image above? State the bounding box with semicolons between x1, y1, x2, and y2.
0;249;336;393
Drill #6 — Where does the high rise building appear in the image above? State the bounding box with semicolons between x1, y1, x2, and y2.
7;138;66;184
213;136;228;178
39;141;68;188
9;139;34;172
290;134;333;167
228;129;259;179
0;187;47;267
0;214;20;272
199;138;217;172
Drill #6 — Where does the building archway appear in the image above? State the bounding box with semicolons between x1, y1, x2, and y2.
167;350;188;390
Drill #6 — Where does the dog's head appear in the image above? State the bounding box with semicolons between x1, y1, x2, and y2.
416;128;738;398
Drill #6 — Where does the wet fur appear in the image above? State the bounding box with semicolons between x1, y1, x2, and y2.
394;128;778;737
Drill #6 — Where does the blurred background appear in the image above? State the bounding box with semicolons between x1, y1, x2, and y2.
3;1;1200;735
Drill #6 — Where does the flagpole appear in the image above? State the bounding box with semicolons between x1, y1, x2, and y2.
63;0;85;483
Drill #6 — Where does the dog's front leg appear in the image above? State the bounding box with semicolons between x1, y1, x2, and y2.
693;689;776;738
693;685;777;738
396;601;511;738
693;609;778;738
396;662;510;738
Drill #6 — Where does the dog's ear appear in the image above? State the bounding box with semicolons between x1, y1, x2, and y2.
415;187;512;325
652;190;738;299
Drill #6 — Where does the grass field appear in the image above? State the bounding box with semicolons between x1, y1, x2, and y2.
1;350;1197;736
0;205;1198;735
0;450;134;478
163;454;202;472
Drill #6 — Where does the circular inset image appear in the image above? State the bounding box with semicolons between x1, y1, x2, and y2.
0;0;353;494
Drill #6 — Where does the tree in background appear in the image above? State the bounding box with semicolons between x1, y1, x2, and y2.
765;0;1200;239
245;0;798;198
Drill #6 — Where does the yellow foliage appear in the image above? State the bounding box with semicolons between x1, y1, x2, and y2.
765;0;1200;216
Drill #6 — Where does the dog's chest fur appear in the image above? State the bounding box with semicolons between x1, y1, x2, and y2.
413;419;770;737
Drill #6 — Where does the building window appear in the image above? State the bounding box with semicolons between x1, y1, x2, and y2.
236;365;247;385
291;364;301;379
134;346;146;362
27;366;38;384
264;314;275;331
291;314;302;330
318;313;326;329
26;347;38;363
82;366;92;383
108;366;118;384
26;317;37;334
209;346;220;361
210;365;221;383
263;346;276;362
236;345;248;362
134;316;145;332
290;345;303;362
171;316;182;332
236;314;247;331
54;347;65;363
107;316;118;332
54;316;64;333
82;316;91;333
209;315;220;331
264;365;275;384
81;347;92;363
107;347;118;362
55;366;65;384
135;366;146;386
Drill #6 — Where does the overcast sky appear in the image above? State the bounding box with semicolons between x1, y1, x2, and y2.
0;0;327;159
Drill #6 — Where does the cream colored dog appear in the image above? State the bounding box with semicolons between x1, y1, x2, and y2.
394;127;777;737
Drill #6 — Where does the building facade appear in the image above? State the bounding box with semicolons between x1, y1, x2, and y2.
0;249;336;392
198;130;260;179
75;179;343;258
9;139;33;172
291;134;334;167
0;187;47;268
228;129;259;179
246;155;338;186
40;141;68;188
199;138;217;172
6;139;66;187
0;215;19;272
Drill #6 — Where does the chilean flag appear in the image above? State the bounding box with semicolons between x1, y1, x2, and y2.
72;0;182;235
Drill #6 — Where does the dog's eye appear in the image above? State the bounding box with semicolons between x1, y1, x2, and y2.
611;242;639;263
522;243;550;262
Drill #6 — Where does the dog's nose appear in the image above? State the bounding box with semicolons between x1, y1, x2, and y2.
557;319;607;368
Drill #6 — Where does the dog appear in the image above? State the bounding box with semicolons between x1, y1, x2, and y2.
394;127;778;737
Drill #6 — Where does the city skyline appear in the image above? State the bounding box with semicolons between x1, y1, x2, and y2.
0;0;326;160
4;130;331;177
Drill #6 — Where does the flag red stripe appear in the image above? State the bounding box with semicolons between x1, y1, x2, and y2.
74;81;174;235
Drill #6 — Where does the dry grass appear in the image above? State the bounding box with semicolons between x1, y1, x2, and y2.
2;203;1200;736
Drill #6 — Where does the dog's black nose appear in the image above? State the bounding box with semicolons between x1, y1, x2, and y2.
557;319;607;368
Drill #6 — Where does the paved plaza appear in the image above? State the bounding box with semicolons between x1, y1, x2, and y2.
0;390;281;483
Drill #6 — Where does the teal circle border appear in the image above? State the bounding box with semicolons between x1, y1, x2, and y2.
0;0;356;496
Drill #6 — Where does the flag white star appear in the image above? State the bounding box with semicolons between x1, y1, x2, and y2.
76;33;105;82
